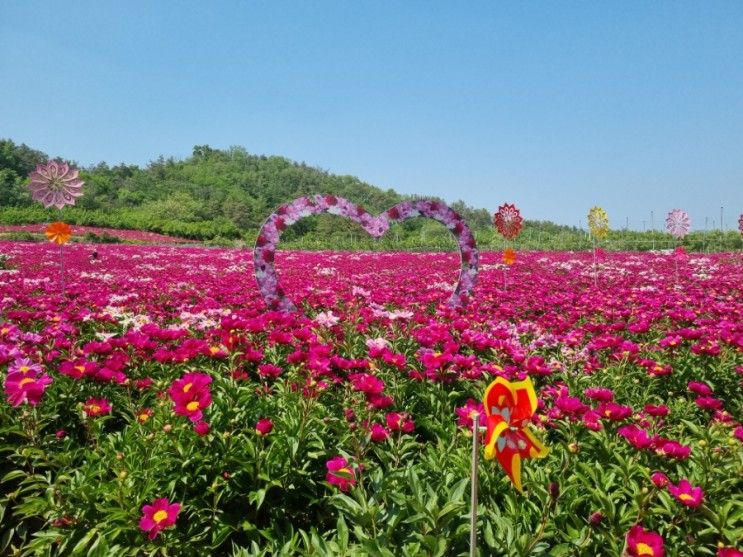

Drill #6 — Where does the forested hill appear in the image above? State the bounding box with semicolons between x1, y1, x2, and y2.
1;138;612;250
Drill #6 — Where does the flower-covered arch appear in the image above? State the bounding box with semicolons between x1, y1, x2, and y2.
253;195;479;311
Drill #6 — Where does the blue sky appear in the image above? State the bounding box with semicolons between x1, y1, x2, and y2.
1;1;741;230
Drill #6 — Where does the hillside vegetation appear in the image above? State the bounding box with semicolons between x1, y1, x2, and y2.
1;139;739;250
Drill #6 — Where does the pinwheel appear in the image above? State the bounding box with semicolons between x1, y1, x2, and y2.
587;206;609;239
482;376;548;492
666;209;690;239
494;203;523;240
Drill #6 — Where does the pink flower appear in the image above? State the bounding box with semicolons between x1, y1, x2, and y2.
3;367;53;407
369;422;390;442
688;381;713;396
654;439;691;460
83;397;112;417
598;402;633;421
668;479;704;508
644;404;669;418
650;472;670;488
626;524;664;557
325;456;356;492
455;399;485;429
255;418;273;436
386;412;414;433
618;425;655;450
169;372;212;422
138;497;180;540
718;548;743;557
257;363;283;379
27;160;84;209
584;387;614;402
695;396;723;410
193;421;210;436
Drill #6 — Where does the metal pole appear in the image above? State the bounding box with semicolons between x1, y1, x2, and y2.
470;414;480;557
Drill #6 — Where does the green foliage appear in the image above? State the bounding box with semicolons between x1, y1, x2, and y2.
2;138;741;250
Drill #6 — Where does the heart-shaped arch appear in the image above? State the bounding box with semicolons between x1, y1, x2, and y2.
253;195;479;311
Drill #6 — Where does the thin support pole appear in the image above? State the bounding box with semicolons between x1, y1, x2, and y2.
470;414;480;557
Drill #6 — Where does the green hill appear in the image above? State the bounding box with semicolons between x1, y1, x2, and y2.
1;138;739;251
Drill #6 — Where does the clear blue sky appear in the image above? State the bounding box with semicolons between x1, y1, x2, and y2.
1;1;741;230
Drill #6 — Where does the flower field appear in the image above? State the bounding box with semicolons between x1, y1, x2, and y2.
1;242;741;556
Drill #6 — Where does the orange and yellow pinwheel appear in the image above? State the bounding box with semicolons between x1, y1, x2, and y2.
45;221;72;245
483;376;548;492
503;248;517;266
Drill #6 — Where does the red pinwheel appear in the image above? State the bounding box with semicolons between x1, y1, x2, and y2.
494;203;523;240
483;376;548;492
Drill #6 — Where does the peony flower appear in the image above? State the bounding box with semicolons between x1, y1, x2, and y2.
255;418;273;436
325;456;356;492
83;397;112;417
455;399;485;429
45;222;72;245
668;479;704;508
138;497;180;540
27;160;84;209
3;367;53;407
193;421;210;436
718;548;743;557
369;422;390;442
626;524;664;557
650;472;670;488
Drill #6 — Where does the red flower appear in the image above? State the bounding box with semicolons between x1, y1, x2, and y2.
83;397;112;417
138;497;180;540
325;456;356;492
668;479;704;508
626;524;664;557
386;412;414;433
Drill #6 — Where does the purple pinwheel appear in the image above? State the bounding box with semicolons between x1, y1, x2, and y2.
666;209;690;239
28;161;84;209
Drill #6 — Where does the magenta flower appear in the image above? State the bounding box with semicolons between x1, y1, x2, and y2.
138;497;180;539
668;479;704;508
255;418;273;436
3;367;53;407
325;456;357;492
369;422;390;442
27;161;84;209
455;399;485;429
626;524;664;557
83;397;112;417
650;471;670;488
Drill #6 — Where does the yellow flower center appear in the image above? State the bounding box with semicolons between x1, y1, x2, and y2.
19;377;35;388
186;401;200;411
138;413;150;423
20;366;30;372
75;365;85;373
183;382;193;393
89;404;100;414
209;346;220;354
679;493;694;502
337;467;352;475
153;510;168;523
636;542;654;556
